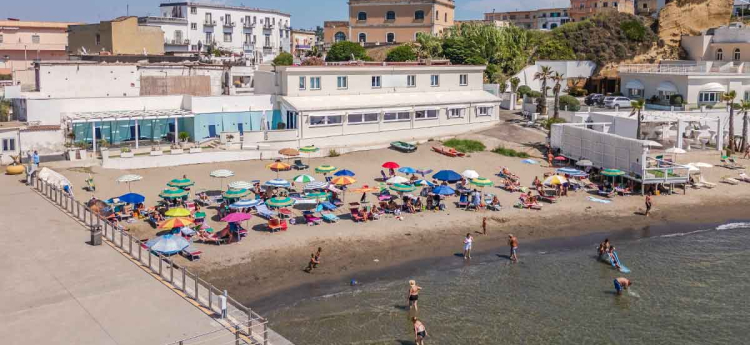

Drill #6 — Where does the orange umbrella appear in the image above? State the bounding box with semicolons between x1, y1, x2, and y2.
158;217;194;230
278;148;300;157
331;176;356;186
351;185;379;193
267;162;291;178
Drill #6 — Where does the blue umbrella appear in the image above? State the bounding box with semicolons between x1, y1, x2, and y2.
145;234;189;255
414;179;434;187
264;179;291;188
433;170;462;182
334;169;356;177
432;185;456;195
398;167;416;174
230;199;262;209
557;168;587;177
118;193;145;204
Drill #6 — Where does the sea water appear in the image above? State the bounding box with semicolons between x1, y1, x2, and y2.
267;223;750;344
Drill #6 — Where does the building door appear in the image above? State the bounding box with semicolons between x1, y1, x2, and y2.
237;123;244;134
94;127;102;141
208;125;217;138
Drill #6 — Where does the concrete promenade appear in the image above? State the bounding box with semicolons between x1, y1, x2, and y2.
0;174;227;345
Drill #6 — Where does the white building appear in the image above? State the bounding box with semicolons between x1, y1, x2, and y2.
140;2;291;64
512;60;597;93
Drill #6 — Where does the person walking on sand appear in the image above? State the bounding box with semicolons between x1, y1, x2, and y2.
407;280;422;311
644;194;652;217
482;217;488;235
463;233;473;259
413;317;427;345
304;247;322;273
508;234;519;263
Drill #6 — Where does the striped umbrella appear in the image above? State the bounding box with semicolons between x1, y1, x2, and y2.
266;196;295;208
164;207;191;217
300;146;320;168
267;162;291;178
157;217;194;230
160;188;189;199
145;234;189;255
116;174;143;192
601;169;625;177
230;199;262;209
331;176;356;186
543;175;568;186
211;169;234;190
470;177;494;187
223;188;250;199
265;179;291;188
229;181;254;190
305;191;330;201
315;165;337;174
304;181;329;190
414;179;434;187
390;183;416;193
167;178;194;188
293;174;316;183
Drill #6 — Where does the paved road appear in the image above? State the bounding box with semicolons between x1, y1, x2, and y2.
0;174;226;345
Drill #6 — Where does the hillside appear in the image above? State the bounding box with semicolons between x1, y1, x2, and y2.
658;0;733;50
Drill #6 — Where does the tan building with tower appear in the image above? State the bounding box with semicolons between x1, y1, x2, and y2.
569;0;635;22
0;19;78;77
324;0;455;45
67;17;165;56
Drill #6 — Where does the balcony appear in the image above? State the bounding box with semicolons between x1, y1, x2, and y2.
223;21;236;28
619;63;750;75
243;42;255;51
204;20;216;26
165;39;190;45
295;44;311;50
263;23;275;29
243;22;256;29
262;46;276;55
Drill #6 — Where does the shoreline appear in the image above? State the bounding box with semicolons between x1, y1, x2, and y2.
196;196;750;314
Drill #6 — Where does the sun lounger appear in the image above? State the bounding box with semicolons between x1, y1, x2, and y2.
267;218;288;232
721;176;740;185
598;186;615;198
303;211;322;225
738;173;750;183
536;191;558;203
255;204;277;219
350;207;364;222
321;211;339;223
181;246;202;261
292;159;309;170
458;193;469;208
720;159;745;170
698;176;716;188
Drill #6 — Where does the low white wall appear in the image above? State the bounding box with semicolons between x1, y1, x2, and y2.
20;129;65;155
186;94;276;113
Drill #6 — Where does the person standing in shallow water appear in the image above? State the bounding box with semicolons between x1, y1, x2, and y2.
407;280;422;311
508;234;519;263
412;317;427;345
644;194;652;217
482;217;488;235
463;233;473;259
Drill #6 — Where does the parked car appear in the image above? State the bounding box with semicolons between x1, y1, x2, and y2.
584;93;603;106
604;97;633;109
597;96;614;107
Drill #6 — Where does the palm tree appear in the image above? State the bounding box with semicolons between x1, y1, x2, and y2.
630;99;645;140
534;66;553;115
551;72;565;119
722;90;737;152
740;100;750;152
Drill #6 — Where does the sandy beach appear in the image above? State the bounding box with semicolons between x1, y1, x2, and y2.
47;111;750;308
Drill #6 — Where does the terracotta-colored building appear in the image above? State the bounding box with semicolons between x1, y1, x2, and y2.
324;0;455;45
67;17;165;56
0;19;78;76
569;0;635;22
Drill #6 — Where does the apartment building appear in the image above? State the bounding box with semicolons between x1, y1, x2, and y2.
484;8;570;30
323;0;455;45
291;29;317;58
0;19;78;77
635;0;659;15
68;17;165;55
141;2;291;64
569;0;635;22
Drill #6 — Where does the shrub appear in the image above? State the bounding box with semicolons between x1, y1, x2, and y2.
559;95;581;111
328;149;340;157
517;85;533;98
620;19;647;42
510;77;520;93
301;57;324;66
325;41;368;62
385;45;417;62
670;94;685;105
178;131;190;142
567;87;588;97
541;117;567;130
443;139;486;153
491;146;530;158
272;52;294;66
527;90;542;99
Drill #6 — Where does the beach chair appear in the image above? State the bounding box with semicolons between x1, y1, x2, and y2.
268;218;288;232
181;246;203;261
303;211;322;225
325;176;333;183
719;159;744;170
380;170;388;181
536;191;558;203
457;193;469;208
350;207;364;222
85;176;96;192
698;176;716;188
292;159;309;170
738;173;750;183
321;211;340;223
597;185;615;198
721;176;740;185
728;158;745;168
255;204;277;219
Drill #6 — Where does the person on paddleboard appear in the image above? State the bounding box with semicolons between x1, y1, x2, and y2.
608;246;621;269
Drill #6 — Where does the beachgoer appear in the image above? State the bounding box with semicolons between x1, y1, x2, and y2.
463;233;473;259
304;253;320;273
482;217;487;235
414;197;423;211
644;194;652;216
33;150;40;167
412;317;427;345
532;176;540;189
598;238;611;256
389;168;395;177
745;145;750;159
508;234;519;263
608;246;621;269
547;151;554;166
407;280;422;311
614;277;632;295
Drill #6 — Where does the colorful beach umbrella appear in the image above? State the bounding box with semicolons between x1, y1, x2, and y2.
315;165;337;173
267;161;291;171
557;168;587;177
229;181;254;190
543;175;568;186
266;196;295;208
167;178;194;188
462;170;479;179
601;169;625;177
299;146;319;153
382;162;400;169
576;160;593;167
351;185;380;193
265;179;291;188
145;234;189;255
386;175;409;184
118;193;145;204
398;167;416;174
470;177;494;187
433;170;462;182
432;185;455;195
158;217;194;230
521;159;538;164
221;212;253;222
164;207;191;217
304;181;328;190
223;188;250;199
160;188;189;199
306;191;330;200
293;174;316;183
229;199;262;209
334;169;356;177
331;176;356;186
390;183;416;193
414;179;434;187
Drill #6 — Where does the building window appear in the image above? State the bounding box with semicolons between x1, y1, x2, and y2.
699;91;722;103
95;34;100;45
407;75;416;87
387;32;395;43
205;13;212;24
372;76;381;88
358;12;367;21
542;23;548;29
299;76;306;90
310;115;343;127
430;75;439;86
603;2;608;7
337;76;348;89
384;111;411;122
0;35;3;43
359;33;366;43
191;23;197;30
658;90;675;101
735;48;741;61
477;106;493;116
459;74;468;86
551;23;558;29
447;108;465;118
347;113;379;124
445;13;448;21
614;2;618;7
264;35;270;47
628;88;643;98
745;91;750;101
206;32;213;44
2;138;15;152
310;77;321;90
386;11;396;20
190;6;197;14
224;33;232;42
415;109;438;120
716;48;723;60
415;10;425;20
436;10;439;20
32;35;40;44
334;32;346;42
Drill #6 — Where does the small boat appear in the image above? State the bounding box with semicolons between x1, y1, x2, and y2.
432;146;465;157
390;141;417;153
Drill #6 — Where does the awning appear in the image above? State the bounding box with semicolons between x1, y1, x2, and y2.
700;82;725;92
63;109;194;124
282;90;501;112
624;79;644;89
657;81;678;93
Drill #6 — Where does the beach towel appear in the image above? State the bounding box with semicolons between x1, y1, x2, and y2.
587;196;611;204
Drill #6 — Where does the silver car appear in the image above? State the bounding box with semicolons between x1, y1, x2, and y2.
604;96;632;109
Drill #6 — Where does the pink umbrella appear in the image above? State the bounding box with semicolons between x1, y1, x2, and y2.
221;212;253;222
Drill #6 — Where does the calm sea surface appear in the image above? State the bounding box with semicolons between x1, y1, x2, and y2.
267;222;750;345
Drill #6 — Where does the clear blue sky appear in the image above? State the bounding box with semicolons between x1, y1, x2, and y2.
5;0;569;30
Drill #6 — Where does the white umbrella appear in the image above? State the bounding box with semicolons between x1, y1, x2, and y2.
461;170;479;179
691;162;713;168
210;169;234;190
116;174;143;192
685;164;700;173
645;141;663;148
228;181;254;190
665;147;686;154
576;160;593;167
386;175;409;184
304;181;328;190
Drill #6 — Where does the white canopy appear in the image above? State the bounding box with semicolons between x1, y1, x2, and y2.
700;82;725;92
282;91;501;112
657;81;679;93
624;79;644;89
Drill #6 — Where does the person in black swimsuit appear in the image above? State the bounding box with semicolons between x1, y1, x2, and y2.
413;317;427;345
407;280;422;311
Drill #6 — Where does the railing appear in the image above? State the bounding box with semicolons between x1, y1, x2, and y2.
244;22;256;28
619;64;749;74
204;20;217;26
30;177;272;345
224;21;236;28
166;39;190;45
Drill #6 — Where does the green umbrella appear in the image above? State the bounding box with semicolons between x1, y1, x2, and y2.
194;211;206;219
601;169;625;177
266;196;295;208
293;174;315;183
167;178;195;188
470;177;494;187
160;188;189;199
390;183;416;193
315;165;337;173
223;188;250;199
300;146;319;153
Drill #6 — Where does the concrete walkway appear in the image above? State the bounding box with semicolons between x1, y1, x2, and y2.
0;175;227;345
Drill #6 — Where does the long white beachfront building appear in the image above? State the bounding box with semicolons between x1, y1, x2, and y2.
139;1;291;64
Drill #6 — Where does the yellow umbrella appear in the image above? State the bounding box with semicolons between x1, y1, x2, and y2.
543;175;568;186
331;176;356;186
164;207;191;217
157;217;194;230
267;162;291;178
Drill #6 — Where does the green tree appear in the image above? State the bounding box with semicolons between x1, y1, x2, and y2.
510;77;520;93
722;90;738;152
629;99;645;140
534;65;553;113
0;99;10;122
325;41;368;62
740;100;750;152
559;95;580;111
385;45;417;62
272;52;294;66
415;32;443;59
551;72;565;119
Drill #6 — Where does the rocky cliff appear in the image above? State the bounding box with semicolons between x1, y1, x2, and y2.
658;0;733;51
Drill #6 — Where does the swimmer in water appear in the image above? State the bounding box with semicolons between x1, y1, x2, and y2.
614;277;632;295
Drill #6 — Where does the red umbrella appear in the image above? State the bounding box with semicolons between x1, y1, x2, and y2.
554;156;567;161
382;161;400;169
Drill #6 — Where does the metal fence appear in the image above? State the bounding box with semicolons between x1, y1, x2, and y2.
31;177;272;345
